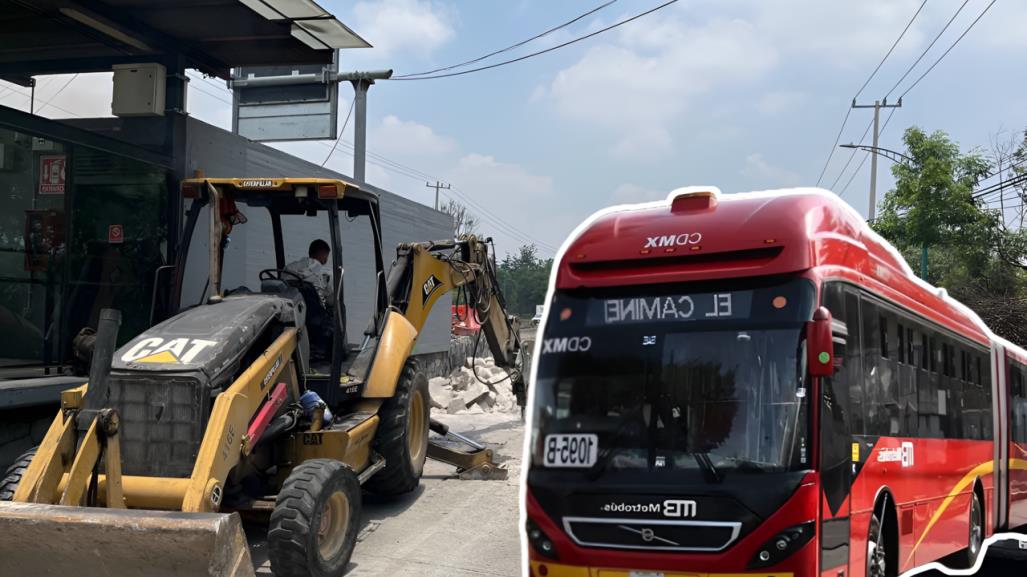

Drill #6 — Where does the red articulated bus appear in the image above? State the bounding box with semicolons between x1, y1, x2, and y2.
524;187;1027;577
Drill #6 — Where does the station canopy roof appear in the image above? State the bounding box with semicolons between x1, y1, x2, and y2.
0;0;371;82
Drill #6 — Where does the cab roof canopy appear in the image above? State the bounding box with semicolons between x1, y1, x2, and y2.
560;187;990;344
182;177;378;215
0;0;370;81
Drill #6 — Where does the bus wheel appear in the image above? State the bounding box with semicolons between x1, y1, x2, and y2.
867;512;891;577
959;491;984;568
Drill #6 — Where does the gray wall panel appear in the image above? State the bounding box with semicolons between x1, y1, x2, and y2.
182;118;452;354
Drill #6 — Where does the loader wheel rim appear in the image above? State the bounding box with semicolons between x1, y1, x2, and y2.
317;491;350;562
408;388;427;465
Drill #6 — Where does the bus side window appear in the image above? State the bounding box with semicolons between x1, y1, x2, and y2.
862;298;889;435
820;282;863;436
1013;364;1027;444
843;287;864;435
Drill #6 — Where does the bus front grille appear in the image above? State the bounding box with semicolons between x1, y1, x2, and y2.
562;516;741;552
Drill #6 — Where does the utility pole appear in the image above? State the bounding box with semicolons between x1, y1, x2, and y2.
426;180;451;210
852;97;902;221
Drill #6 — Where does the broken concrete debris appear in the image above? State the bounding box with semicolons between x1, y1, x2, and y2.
428;357;519;415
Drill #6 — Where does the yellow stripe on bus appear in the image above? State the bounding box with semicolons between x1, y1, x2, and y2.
905;458;1027;566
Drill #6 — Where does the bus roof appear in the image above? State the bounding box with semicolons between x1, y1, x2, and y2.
556;187;1004;348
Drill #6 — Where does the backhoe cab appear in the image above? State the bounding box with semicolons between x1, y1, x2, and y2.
0;178;526;577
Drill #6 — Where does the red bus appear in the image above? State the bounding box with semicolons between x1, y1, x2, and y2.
523;187;1027;577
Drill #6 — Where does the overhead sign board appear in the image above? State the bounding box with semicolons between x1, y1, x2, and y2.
231;51;340;142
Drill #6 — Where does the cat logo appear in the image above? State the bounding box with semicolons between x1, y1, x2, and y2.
240;179;275;187
422;274;443;305
120;337;217;364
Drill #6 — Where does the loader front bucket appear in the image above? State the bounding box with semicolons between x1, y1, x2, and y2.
0;502;256;577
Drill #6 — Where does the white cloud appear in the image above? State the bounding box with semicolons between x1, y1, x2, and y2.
757;90;809;116
372;115;459;164
351;0;454;59
745;0;927;67
545;17;778;160
740;153;801;188
609;183;666;204
360;115;568;256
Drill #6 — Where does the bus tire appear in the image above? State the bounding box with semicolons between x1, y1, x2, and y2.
958;489;984;568
867;504;897;577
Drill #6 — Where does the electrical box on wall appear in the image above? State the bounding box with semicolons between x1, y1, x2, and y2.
112;63;166;117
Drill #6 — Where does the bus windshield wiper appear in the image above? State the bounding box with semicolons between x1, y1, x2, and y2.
694;452;723;484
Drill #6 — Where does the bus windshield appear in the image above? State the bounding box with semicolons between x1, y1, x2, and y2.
532;276;815;477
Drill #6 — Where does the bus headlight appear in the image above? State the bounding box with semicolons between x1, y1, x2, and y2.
526;519;559;560
747;521;814;569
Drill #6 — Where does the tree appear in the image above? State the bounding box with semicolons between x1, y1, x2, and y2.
873;126;1027;343
874;127;995;277
440;199;479;237
495;244;553;318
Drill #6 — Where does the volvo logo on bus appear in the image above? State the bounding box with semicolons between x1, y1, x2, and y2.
643;232;702;249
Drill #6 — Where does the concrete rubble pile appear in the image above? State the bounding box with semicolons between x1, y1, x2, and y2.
428;357;520;415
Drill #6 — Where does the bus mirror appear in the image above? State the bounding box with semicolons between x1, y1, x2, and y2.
807;306;834;378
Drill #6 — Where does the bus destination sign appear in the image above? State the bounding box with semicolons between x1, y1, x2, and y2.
589;291;753;325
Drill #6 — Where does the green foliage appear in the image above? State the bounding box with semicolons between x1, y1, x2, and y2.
874;127;995;262
496;244;553;318
872;126;1027;343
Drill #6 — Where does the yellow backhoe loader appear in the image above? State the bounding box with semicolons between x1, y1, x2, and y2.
0;178;526;577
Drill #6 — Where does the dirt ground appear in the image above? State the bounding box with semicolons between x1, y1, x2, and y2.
248;412;526;577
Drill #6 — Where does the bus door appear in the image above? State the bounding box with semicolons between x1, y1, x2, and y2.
820;283;859;577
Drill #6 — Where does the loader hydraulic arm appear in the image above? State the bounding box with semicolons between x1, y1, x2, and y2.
383;235;526;405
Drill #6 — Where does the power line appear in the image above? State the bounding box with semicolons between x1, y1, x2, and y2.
854;0;928;100
839;108;899;197
897;0;997;99
883;0;971;99
312;139;558;251
830;117;874;190
816;0;926;186
0;80;82;118
175;73;555;250
395;0;618;79
973;172;1027;200
389;0;681;81
447;186;559;252
816;109;853;187
321;98;355;167
34;74;79;114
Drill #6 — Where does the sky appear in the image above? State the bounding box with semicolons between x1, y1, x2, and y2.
2;0;1026;258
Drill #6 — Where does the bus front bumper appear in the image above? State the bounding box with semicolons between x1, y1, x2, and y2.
528;562;793;577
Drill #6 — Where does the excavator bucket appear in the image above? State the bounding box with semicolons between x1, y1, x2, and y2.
0;502;256;577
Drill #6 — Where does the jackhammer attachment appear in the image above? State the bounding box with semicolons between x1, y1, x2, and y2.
427;418;508;480
0;502;255;577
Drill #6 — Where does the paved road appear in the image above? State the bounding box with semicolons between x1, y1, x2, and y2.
249;412;525;577
917;537;1027;576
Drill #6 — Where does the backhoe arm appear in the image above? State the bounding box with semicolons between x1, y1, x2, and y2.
383;235;526;405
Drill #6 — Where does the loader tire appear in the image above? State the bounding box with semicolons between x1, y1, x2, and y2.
0;447;37;501
364;359;429;496
269;459;361;577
